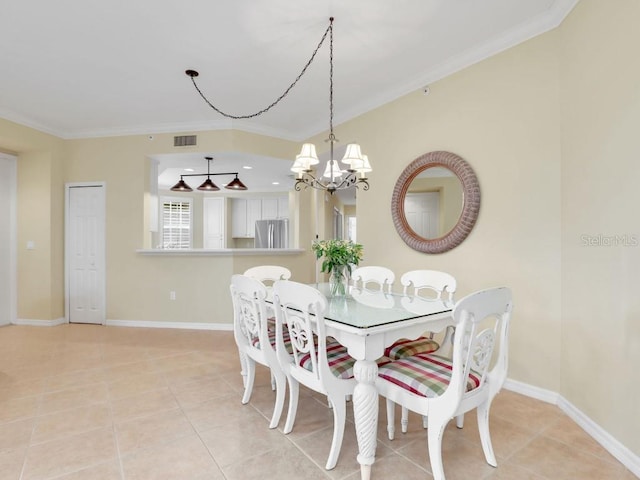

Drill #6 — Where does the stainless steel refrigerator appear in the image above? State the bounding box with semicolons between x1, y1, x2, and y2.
254;219;289;248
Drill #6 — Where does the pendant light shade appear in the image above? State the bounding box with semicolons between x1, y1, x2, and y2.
197;178;220;191
226;175;248;190
170;179;193;192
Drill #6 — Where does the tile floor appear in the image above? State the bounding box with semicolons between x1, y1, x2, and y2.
0;324;636;480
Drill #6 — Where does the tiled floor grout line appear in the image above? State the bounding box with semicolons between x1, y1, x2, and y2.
169;367;232;480
106;387;127;480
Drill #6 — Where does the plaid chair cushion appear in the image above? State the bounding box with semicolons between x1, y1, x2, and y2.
384;336;440;360
251;317;292;352
377;354;481;398
300;342;393;380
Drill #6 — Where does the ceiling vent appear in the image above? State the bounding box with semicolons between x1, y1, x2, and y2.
174;135;197;147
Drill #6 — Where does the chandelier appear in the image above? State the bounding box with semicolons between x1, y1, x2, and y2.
170;156;247;192
185;17;370;195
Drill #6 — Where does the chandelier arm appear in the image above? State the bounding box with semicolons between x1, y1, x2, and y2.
294;170;369;193
187;20;333;120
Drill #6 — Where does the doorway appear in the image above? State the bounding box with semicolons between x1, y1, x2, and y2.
65;183;106;324
0;154;17;326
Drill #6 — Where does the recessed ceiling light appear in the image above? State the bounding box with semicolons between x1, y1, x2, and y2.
272;181;280;185
185;168;194;172
242;166;253;170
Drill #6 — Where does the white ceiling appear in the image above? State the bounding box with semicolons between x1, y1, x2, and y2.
0;0;577;202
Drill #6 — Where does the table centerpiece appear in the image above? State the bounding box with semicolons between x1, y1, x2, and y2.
312;239;363;297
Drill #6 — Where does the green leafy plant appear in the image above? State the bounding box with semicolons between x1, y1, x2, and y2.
312;239;363;276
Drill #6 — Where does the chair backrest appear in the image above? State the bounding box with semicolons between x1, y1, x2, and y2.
243;265;292;286
351;266;395;293
448;287;513;403
400;270;457;301
230;274;271;359
272;280;339;390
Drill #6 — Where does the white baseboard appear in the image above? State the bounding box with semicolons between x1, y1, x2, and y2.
504;378;640;476
503;378;560;404
557;396;640;477
13;317;67;326
105;319;233;331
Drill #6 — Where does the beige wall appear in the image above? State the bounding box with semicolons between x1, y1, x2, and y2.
339;29;563;392
2;0;638;460
1;119;66;321
559;0;640;455
5;127;317;325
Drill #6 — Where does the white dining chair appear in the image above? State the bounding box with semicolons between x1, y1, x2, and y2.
243;265;292;286
271;280;358;470
376;287;513;480
351;265;395;293
386;269;458;432
229;274;288;429
243;265;292;390
385;270;457;360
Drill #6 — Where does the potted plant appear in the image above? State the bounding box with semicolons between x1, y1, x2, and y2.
312;239;363;296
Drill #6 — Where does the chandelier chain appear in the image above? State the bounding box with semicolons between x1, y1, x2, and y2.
328;18;336;178
188;20;333;120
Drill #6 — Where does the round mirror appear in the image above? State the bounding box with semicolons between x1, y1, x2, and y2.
391;151;480;253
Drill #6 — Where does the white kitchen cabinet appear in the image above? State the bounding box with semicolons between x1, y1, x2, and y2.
277;195;289;219
261;197;278;219
262;195;289;220
231;198;262;238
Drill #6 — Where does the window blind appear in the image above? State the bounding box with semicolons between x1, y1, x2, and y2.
162;200;192;249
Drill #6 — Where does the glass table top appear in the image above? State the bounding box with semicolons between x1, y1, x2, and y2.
312;283;453;329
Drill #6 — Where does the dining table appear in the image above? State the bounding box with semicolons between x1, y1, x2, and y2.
309;283;455;480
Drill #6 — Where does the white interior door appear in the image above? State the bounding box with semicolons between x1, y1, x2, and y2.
0;154;17;326
203;197;225;249
405;192;439;238
66;184;106;324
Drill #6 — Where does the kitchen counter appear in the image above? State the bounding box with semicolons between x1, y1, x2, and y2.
136;248;305;256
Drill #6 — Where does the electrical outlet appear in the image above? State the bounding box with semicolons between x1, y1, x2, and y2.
169;291;176;300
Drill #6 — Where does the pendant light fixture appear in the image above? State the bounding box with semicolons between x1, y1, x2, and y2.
184;17;369;195
170;157;247;192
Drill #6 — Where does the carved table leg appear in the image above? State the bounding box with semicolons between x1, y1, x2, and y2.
352;359;378;480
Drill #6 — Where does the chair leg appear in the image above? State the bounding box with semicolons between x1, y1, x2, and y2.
422;415;428;429
477;400;497;467
270;372;276;391
241;357;255;404
427;415;449;480
283;376;299;434
268;369;286;429
325;395;347;470
385;399;395;440
455;413;464;429
401;406;409;433
238;352;248;388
